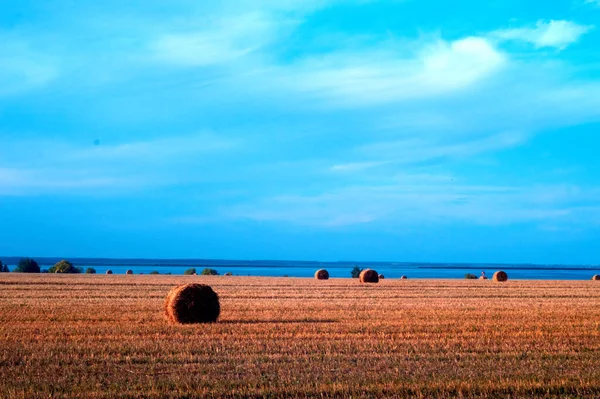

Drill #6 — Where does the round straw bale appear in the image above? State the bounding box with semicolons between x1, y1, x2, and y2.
105;270;113;275
378;274;385;279
165;283;220;324
359;269;379;283
125;270;133;275
592;275;600;281
493;270;508;282
315;269;329;280
400;275;407;280
479;276;488;280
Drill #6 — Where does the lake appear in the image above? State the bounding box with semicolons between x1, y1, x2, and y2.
5;258;599;280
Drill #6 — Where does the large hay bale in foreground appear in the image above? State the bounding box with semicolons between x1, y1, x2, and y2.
125;270;133;275
493;271;508;282
592;275;600;281
315;269;329;280
165;283;220;324
359;269;379;283
105;270;113;275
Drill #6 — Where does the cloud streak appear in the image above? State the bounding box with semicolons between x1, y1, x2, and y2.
0;133;240;195
266;36;506;107
493;20;593;50
0;32;59;96
221;182;600;228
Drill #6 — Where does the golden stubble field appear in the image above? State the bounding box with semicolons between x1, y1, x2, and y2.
1;274;599;398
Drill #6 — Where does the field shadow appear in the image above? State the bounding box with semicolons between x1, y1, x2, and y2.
220;319;339;324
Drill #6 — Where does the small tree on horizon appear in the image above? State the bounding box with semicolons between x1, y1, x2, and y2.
351;265;363;278
150;270;160;275
201;268;219;276
13;258;40;273
49;260;81;274
0;260;8;272
184;268;197;275
85;267;97;274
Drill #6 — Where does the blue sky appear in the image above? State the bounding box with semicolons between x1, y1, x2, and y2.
1;0;600;263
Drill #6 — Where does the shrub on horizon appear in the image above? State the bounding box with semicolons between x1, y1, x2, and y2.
13;258;40;273
201;268;219;276
49;260;81;274
184;268;197;275
465;273;477;279
150;271;160;275
0;261;9;273
351;265;363;278
85;267;97;274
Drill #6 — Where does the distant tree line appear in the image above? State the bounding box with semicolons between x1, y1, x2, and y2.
184;268;219;275
1;258;227;276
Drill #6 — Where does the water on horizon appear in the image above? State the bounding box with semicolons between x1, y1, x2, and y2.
4;258;600;280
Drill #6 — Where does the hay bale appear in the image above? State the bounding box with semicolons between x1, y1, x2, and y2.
165;283;220;324
479;276;488;280
359;269;379;283
592;275;600;281
125;270;133;275
378;274;385;279
493;271;508;282
105;270;113;275
315;269;329;280
400;275;407;280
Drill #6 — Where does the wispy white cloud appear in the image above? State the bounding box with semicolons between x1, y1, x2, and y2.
0;133;240;195
493;20;593;50
68;133;237;161
272;37;506;107
330;161;389;173
149;13;285;67
221;182;600;227
0;32;59;96
0;167;150;196
360;131;526;162
330;131;526;173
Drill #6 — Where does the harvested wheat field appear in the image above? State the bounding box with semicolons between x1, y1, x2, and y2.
1;274;600;398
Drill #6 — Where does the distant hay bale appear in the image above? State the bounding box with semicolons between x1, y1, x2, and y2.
164;283;220;324
592;275;600;281
105;270;113;275
400;276;407;280
378;274;385;279
493;271;508;282
359;269;379;283
126;270;133;275
315;269;329;280
479;276;488;280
